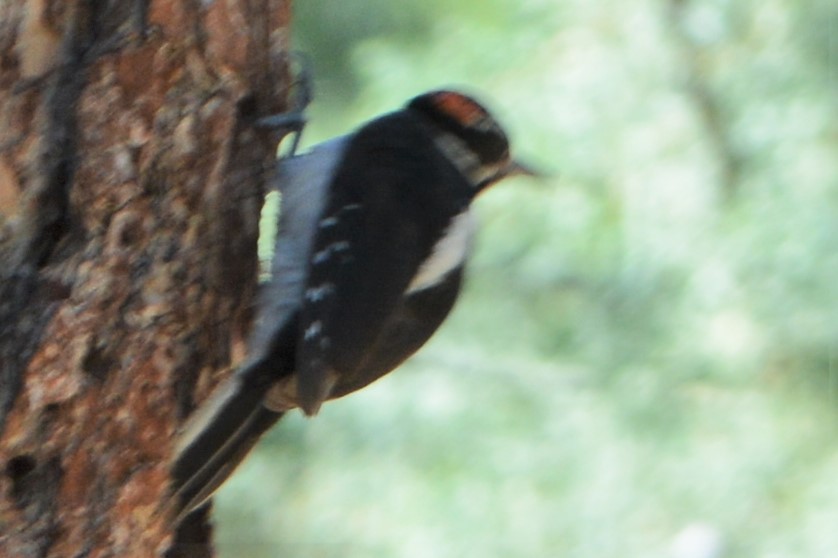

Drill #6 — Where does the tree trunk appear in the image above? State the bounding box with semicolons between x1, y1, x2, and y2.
0;1;291;555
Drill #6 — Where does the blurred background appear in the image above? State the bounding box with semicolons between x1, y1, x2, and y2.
219;0;838;556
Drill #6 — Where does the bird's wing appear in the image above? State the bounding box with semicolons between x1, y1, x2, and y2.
248;136;351;358
295;132;456;414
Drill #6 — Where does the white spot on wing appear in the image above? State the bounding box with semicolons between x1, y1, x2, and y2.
304;321;322;340
305;283;335;302
407;210;475;293
312;247;331;264
319;216;339;228
311;241;351;265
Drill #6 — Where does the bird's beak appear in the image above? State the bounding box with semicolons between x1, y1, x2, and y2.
476;159;545;193
503;159;542;179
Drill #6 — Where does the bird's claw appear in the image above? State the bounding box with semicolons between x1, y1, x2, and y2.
257;51;314;158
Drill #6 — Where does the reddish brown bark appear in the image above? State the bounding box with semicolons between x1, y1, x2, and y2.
0;1;291;555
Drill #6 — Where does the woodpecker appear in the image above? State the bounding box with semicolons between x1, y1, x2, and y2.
171;89;536;520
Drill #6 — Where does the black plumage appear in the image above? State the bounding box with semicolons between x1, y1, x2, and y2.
291;111;474;413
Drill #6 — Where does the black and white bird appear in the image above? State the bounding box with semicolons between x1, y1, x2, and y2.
171;89;536;520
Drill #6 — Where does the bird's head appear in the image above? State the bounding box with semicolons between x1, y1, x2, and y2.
407;90;538;193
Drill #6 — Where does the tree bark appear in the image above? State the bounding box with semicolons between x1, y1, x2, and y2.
0;0;291;555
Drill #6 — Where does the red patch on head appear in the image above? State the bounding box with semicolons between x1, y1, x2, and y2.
431;92;487;126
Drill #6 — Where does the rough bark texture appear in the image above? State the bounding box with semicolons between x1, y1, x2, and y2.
0;0;291;555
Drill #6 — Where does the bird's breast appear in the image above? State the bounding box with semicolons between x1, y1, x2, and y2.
406;210;475;294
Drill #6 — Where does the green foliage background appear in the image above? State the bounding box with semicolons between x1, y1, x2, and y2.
220;1;837;556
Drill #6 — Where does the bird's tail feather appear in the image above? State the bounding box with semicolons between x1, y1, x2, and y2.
170;366;283;523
